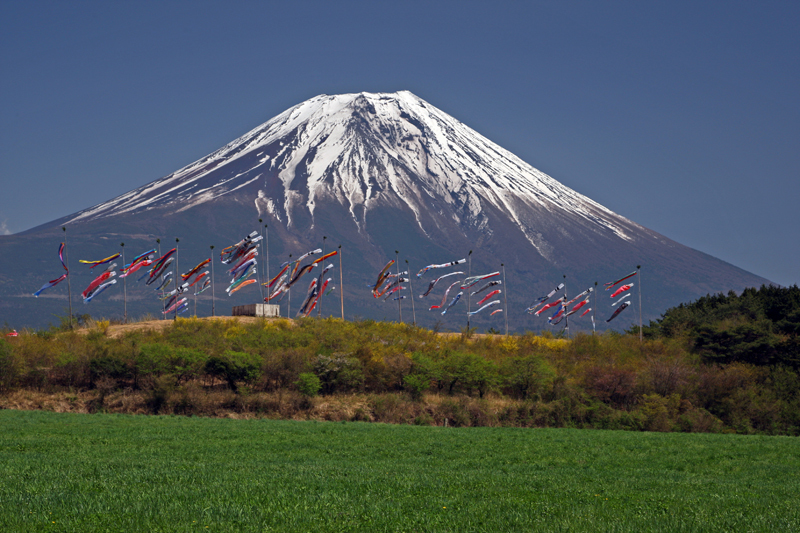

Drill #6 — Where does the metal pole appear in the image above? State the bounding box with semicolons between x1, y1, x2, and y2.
395;250;402;323
637;265;643;342
338;245;344;320
62;226;73;329
502;262;508;336
121;242;127;324
288;254;292;318
258;219;265;301
210;245;215;317
265;224;269;307
319;236;326;317
174;238;179;320
157;239;165;320
563;274;569;337
593;281;597;335
467;250;472;331
405;259;416;325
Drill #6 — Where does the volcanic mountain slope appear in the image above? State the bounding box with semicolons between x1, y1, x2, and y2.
1;91;771;330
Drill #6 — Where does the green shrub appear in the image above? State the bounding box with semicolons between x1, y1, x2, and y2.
441;352;499;398
89;356;130;384
171;347;208;384
136;343;173;377
500;355;555;400
403;373;430;401
204;350;260;392
296;372;321;397
313;353;364;394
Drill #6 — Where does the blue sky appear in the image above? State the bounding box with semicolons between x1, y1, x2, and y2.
1;1;798;287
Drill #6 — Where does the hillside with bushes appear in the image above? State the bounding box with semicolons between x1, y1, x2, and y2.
2;286;799;435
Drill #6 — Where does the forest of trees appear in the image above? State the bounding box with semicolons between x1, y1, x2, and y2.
641;284;800;367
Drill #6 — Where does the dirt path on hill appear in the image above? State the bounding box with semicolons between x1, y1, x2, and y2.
74;315;500;339
75;316;289;339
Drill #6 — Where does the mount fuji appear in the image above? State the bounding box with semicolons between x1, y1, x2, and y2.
0;91;771;330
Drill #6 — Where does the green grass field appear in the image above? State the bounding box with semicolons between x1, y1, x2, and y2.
1;410;798;532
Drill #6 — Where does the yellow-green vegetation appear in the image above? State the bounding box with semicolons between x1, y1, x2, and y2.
1;410;798;532
1;297;799;434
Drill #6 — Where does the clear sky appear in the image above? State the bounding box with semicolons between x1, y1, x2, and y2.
1;1;798;287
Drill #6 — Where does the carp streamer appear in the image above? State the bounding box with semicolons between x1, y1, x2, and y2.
526;283;564;313
430;280;461;310
606;302;630;322
229;279;256;295
476;289;501;307
469;300;501;316
146;249;176;285
612;294;630;307
58;243;68;272
570;299;590;315
122;249;156;273
460;272;499;290
420;271;465;298
82;271;116;299
33;274;68;297
220;231;262;265
535;297;565;317
34;243;70;297
79;253;120;269
84;279;117;303
164;297;187;314
441;292;463;315
188;271;209;288
194;278;211;296
470;280;501;297
605;271;637;291
564;287;593;308
120;259;152;279
416;258;466;278
183;259;211;281
371;260;395;296
610;284;633;299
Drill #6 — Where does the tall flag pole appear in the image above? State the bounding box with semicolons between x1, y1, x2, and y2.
210;245;215;317
319;236;326;317
157;239;165;320
593;281;598;335
265;223;269;313
174;238;180;321
501;262;509;336
257;219;265;302
338;245;344;320
287;253;292;318
467;250;473;331
563;274;569;337
395;250;402;323
62;227;73;329
405;259;416;325
121;242;127;324
637;265;643;342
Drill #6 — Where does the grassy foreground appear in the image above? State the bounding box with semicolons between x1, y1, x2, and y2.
2;411;799;532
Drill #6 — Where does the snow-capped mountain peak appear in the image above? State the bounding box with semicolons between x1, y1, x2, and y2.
68;91;647;261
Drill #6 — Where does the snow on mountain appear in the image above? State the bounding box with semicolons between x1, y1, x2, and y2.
66;91;645;262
